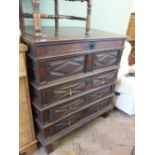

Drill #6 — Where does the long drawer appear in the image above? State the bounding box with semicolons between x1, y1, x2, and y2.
33;86;112;125
31;70;118;108
36;97;111;140
26;49;122;84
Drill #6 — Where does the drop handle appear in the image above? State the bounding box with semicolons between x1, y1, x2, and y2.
101;80;105;84
68;121;71;126
69;89;72;96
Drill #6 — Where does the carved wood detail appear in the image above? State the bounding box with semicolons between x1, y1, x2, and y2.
40;79;86;104
21;26;126;153
88;87;111;102
94;51;119;70
50;98;85;121
91;71;117;88
47;56;85;80
37;98;110;139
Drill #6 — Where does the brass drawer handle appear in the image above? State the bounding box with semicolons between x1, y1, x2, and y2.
69;89;72;96
68;121;71;126
101;80;105;84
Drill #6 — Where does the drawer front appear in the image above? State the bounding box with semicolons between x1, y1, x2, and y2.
37;111;84;139
27;55;85;83
50;98;86;122
94;50;121;70
88;87;111;103
95;98;110;110
37;98;110;139
53;112;83;135
32;70;117;107
46;56;85;81
35;97;86;125
90;70;118;88
30;40;124;58
40;79;86;106
86;98;110;115
34;85;113;125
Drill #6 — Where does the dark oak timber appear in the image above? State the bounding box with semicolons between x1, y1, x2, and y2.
21;26;126;154
102;111;110;118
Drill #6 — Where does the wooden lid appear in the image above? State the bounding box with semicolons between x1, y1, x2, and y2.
21;26;127;44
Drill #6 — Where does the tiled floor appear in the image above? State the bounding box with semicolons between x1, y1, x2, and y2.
29;109;135;155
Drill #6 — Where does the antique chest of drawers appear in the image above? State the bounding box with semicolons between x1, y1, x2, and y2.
22;26;126;153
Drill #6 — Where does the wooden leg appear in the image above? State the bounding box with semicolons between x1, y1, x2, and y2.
44;144;54;154
102;111;110;118
44;141;59;154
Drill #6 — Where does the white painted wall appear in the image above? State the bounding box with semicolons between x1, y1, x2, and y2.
131;0;136;12
22;0;134;35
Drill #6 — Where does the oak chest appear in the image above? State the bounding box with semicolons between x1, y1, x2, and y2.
22;26;126;153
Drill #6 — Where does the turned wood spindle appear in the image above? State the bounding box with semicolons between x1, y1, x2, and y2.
65;0;92;35
19;0;25;34
54;0;59;35
20;0;92;36
32;0;42;36
86;0;92;35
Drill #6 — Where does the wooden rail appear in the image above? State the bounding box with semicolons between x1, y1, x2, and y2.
19;0;92;36
23;13;87;21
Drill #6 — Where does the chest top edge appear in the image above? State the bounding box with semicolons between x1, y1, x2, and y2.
21;26;127;45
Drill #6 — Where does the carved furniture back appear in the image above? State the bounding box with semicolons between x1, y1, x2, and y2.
19;0;92;36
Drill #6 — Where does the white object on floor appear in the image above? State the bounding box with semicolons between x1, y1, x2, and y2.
113;41;135;115
113;76;135;115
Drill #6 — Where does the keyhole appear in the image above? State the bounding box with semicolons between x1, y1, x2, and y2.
90;44;95;49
